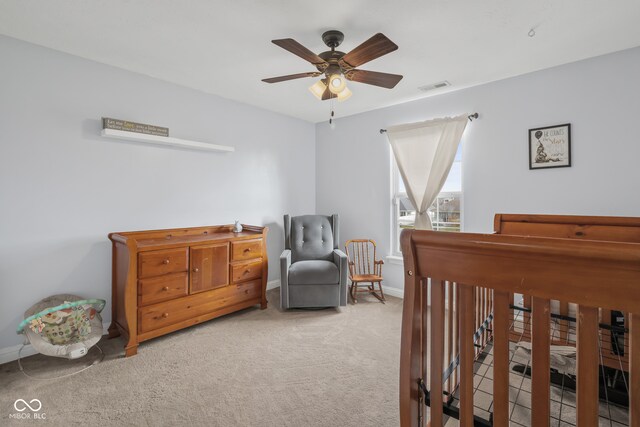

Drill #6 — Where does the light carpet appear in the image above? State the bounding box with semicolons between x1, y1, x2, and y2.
0;289;402;426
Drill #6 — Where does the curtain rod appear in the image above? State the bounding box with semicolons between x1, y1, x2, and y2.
379;112;479;134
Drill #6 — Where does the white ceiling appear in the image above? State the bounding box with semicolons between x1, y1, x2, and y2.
1;1;639;123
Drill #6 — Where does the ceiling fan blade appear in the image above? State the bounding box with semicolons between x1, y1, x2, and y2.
262;72;322;83
272;38;328;70
339;33;398;69
344;69;403;89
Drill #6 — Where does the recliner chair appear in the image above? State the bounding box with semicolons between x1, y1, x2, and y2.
280;214;348;309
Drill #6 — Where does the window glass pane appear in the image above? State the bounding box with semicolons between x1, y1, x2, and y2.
398;195;415;229
430;192;461;232
396;192;461;232
441;161;461;192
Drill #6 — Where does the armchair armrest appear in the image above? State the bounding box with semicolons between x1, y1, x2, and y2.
333;249;347;270
280;249;291;309
280;249;291;268
333;249;348;306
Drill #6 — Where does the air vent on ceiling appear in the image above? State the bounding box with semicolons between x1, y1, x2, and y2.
418;81;451;92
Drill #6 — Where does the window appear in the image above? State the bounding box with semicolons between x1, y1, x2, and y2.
391;145;462;256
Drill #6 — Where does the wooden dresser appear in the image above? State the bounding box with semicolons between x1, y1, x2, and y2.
108;224;268;357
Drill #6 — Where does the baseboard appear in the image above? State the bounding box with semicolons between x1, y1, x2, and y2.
266;280;280;290
0;342;37;365
0;321;111;365
383;286;404;299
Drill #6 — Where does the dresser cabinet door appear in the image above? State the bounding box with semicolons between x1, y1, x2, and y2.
190;243;229;293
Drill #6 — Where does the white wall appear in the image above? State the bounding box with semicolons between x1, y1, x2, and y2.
0;36;316;349
316;47;640;292
2;35;639;351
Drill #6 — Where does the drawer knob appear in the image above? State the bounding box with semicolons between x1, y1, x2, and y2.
161;313;169;318
162;259;170;265
162;286;170;291
244;248;251;252
244;269;250;275
193;267;199;273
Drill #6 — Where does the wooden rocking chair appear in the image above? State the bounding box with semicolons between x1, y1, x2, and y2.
345;239;385;304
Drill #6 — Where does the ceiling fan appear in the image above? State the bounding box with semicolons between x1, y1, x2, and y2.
262;30;403;102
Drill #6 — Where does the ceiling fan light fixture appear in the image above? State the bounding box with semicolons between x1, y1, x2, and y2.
328;74;347;94
263;31;402;104
309;79;327;100
337;86;352;102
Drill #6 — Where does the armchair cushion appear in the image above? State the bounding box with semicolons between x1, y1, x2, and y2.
288;260;339;285
290;215;335;263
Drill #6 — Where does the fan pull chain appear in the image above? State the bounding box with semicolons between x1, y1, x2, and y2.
329;97;335;129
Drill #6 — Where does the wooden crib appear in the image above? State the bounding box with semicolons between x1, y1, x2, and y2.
399;214;640;427
495;214;640;375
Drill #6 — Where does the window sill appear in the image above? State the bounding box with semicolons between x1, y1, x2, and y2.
386;255;404;265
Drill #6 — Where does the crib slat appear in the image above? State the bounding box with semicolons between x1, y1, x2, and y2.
446;281;453;395
430;278;445;426
600;308;611;358
493;290;510;427
629;313;639;427
559;301;570;342
481;288;486;347
480;288;485;348
423;277;429;408
523;294;531;313
475;288;480;347
488;289;493;341
531;297;550;427
453;283;459;390
576;305;599;427
459;283;475;427
484;288;489;345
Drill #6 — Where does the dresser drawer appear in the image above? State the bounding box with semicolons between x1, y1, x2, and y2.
235;279;262;302
138;272;188;306
138;248;188;279
139;299;195;333
139;281;262;333
231;260;262;282
231;239;262;261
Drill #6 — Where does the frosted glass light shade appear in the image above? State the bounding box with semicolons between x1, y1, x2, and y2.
337;86;352;101
309;80;327;100
328;74;346;94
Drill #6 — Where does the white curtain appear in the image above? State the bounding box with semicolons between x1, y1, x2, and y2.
387;115;469;230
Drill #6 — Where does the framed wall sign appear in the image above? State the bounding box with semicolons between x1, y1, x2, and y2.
529;123;571;170
102;117;169;137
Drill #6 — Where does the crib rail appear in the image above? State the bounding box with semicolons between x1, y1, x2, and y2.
399;229;640;427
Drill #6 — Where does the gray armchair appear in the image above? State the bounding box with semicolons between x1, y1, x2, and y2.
280;214;348;309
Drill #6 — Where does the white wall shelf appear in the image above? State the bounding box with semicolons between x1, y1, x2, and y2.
101;128;234;153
